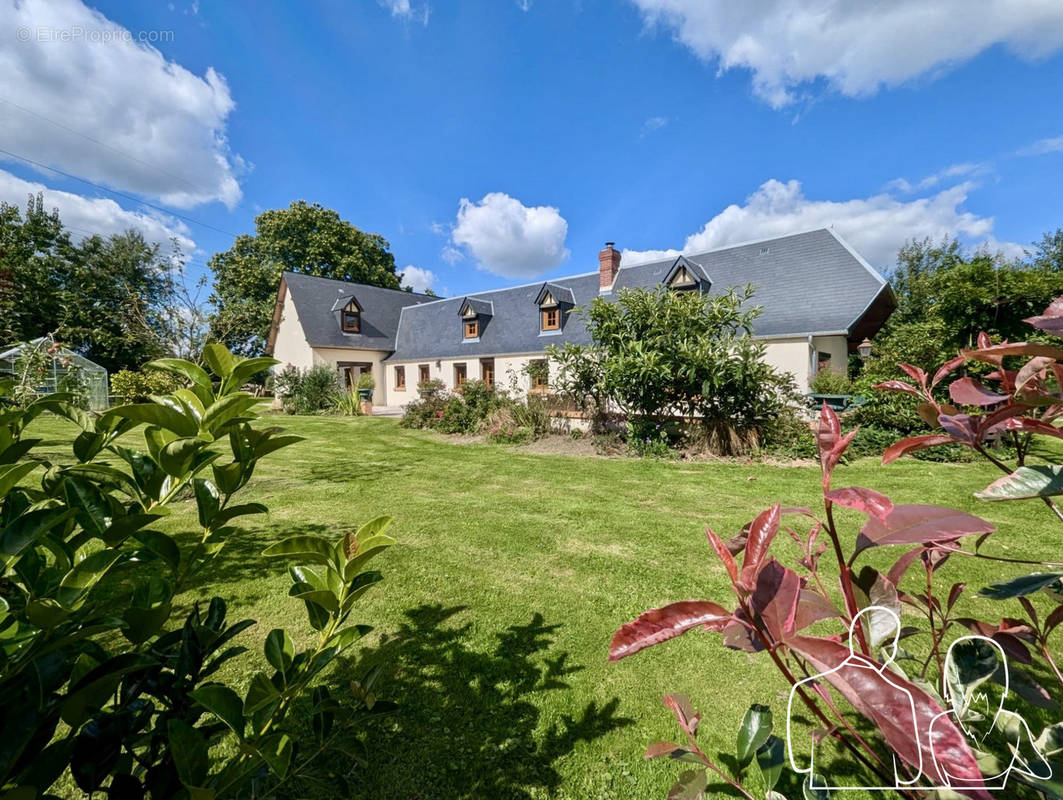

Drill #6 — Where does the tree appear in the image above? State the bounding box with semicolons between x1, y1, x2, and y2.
0;193;71;344
62;230;174;372
209;201;405;355
548;286;797;454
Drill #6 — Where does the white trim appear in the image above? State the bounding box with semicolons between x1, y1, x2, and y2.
844;282;893;336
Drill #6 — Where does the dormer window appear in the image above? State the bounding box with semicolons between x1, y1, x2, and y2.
663;257;708;293
534;284;572;333
668;265;696;289
458;298;492;341
341;300;361;332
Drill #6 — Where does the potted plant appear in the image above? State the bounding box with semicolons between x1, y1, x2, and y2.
355;371;375;400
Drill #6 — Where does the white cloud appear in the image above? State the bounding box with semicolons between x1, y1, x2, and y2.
0;168;194;253
885;162;990;193
623;178;1024;272
450;192;569;278
0;0;243;208
640;116;669;137
516;0;532;11
440;245;464;264
630;1;1063;108
1018;135;1063;156
379;0;430;25
400;265;436;293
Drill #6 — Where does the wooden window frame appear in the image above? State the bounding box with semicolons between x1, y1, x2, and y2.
454;363;468;387
463;318;479;340
480;358;495;386
394;366;406;390
540;307;560;331
529;359;549;393
341;310;361;333
418;364;430;384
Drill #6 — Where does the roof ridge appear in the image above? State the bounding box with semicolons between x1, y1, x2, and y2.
282;270;436;298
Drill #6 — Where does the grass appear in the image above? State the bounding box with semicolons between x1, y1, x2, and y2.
26;414;1063;799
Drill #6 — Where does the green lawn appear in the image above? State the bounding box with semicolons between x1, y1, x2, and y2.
26;414;1062;799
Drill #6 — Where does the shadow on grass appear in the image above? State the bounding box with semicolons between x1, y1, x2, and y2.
333;603;632;799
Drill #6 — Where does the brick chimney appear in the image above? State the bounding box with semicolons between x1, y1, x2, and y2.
599;242;620;290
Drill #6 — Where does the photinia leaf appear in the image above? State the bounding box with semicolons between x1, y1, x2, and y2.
666;768;706;800
609;601;732;661
815;403;840;468
882;435;956;464
789;635;991;798
705;526;738;583
738;504;781;591
749;559;801;641
645;741;688;760
756;735;785;790
963;341;1063;363
980;572;1063;600
736;704;772;767
873;379;921;396
855;504;994;556
1015;356;1056;393
932;355;968;389
825;487;894;522
949;377;1008;407
898;363;928;388
662;694;700;737
976;466;1063;501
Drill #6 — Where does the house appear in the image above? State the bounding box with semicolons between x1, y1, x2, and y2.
266;228;895;406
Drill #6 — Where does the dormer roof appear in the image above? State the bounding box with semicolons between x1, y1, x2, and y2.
534;282;576;307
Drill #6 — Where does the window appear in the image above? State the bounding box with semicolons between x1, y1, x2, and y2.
480;358;495;386
394;366;406;390
529;359;549;392
454;363;467;386
540;307;560;331
419;364;430;384
341;300;361;333
668;266;696;289
463;318;479;339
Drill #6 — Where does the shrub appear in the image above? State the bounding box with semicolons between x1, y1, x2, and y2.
482;406;532;444
0;344;396;797
510;393;552;439
277;363;341;414
333;388;364;416
808;367;853;395
110;367;182;402
627;417;679;459
547;286;799;455
356;371;375;391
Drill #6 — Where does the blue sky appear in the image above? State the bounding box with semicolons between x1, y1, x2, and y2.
2;0;1063;297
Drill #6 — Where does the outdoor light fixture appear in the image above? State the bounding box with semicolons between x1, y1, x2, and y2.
857;338;873;358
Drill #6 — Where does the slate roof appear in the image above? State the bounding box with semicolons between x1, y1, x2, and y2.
280;271;434;351
386;228;893;362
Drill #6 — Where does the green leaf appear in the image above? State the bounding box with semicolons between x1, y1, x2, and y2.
191;684;245;738
202;343;236;380
736;703;773;767
755;735;785;790
57;548;123;608
244;672;281;714
256;733;293;778
26;597;69;628
253;434;304;458
106;403;198;437
159;437;205;477
201;393;262;434
134;529;181;571
0;507;70;556
0;462;36;499
194;478;221;528
803;775;830;800
264;629;295;674
326;624;372;652
168;718;209;787
977;465;1063;501
666;769;707;800
290;587;340;613
263;534;335;565
209;503;267;529
980;572;1063;600
146;358;214;396
228;357;278;389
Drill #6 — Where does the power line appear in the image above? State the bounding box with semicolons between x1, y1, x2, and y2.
0;96;210;197
0;146;240;238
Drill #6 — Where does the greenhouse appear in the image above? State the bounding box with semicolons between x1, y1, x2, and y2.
0;338;110;411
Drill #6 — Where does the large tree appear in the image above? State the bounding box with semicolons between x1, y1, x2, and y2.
209;201;405;355
1;193;177;371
